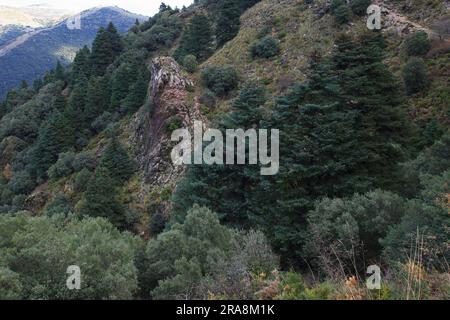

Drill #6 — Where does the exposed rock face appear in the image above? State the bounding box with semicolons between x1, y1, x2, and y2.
129;56;203;187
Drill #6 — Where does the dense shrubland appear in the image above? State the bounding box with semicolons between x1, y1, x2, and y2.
0;0;449;300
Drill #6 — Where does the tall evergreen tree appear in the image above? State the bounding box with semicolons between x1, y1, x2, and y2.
174;13;214;62
29;111;76;180
124;71;148;114
78;166;126;228
54;61;66;82
110;63;138;110
98;137;135;185
71;46;91;84
216;0;241;47
89;24;123;76
173;85;266;227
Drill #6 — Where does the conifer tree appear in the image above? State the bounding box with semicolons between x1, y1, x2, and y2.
98;138;135;185
71;46;91;84
110;63;138;110
54;61;66;82
174;13;214;62
124;71;148;114
216;0;241;47
29;111;76;180
173;85;266;227
85;76;110;121
90;24;123;76
78;166;126;228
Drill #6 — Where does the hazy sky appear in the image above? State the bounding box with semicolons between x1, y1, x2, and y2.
0;0;194;16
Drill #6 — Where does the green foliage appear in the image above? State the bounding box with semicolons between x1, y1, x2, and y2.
29;110;76;180
71;46;91;85
44;194;73;217
250;36;280;59
305;190;407;273
349;0;372;16
123;71;149;114
173;85;266;227
0;267;22;300
403;57;429;95
174;14;214;63
139;205;232;299
200;65;239;97
78;167;126;228
334;5;352;24
89;23;124;76
110;62;139;111
134;15;182;52
216;0;241;47
381;200;450;270
405;31;431;57
98;138;135;185
0;213;139;299
182;55;199;73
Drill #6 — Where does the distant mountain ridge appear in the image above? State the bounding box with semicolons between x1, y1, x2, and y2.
0;6;147;99
0;4;72;28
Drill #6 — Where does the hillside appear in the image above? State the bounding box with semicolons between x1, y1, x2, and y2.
0;0;449;300
0;6;147;99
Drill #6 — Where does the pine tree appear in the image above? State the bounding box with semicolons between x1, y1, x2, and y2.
173;85;266;227
71;46;91;84
89;24;123;76
110;62;138;110
53;92;67;111
78;166;126;228
54;61;66;82
174;13;214;62
85;76;111;121
98;138;135;185
216;0;241;47
29;111;76;180
124;71;148;114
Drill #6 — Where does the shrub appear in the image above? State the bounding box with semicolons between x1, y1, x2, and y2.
201;65;239;97
405;31;431;57
330;0;346;13
8;171;35;195
73;168;93;193
199;89;217;108
250;36;280;59
350;0;372;16
149;212;167;236
0;213;140;299
48;152;76;181
182;55;199;73
403;57;429;95
334;5;352;25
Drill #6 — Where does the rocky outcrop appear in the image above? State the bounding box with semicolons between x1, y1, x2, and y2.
129;56;203;187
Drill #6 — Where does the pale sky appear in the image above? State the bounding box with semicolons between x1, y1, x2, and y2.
0;0;194;16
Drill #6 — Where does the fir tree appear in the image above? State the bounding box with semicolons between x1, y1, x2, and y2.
98;138;135;185
89;24;123;76
54;61;66;82
71;46;91;84
29;111;76;180
78;166;126;228
216;0;241;47
110;63;138;110
174;13;214;63
173;85;266;227
124;71;148;114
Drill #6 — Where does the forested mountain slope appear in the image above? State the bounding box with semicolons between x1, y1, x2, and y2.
0;6;147;99
0;0;449;300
